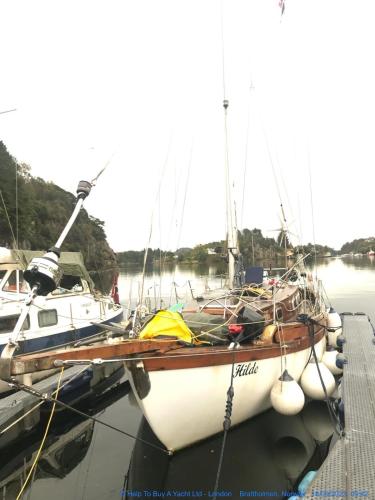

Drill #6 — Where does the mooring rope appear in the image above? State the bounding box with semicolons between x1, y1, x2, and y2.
212;344;237;500
16;367;65;500
9;379;170;455
302;316;345;438
0;365;90;436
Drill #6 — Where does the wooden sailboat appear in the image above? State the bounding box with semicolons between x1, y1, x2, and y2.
124;102;330;452
125;284;327;451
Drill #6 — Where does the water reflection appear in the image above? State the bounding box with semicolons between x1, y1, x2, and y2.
2;258;372;498
0;380;131;499
90;268;118;293
340;254;375;270
124;401;333;499
0;385;334;500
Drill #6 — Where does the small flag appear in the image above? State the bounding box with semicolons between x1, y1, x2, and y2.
110;273;120;305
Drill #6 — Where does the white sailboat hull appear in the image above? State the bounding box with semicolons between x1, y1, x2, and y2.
126;337;326;451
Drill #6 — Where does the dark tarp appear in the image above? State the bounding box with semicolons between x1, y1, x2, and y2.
4;249;94;288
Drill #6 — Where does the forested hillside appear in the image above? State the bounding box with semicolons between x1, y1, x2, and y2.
0;141;117;272
341;237;375;254
117;228;336;266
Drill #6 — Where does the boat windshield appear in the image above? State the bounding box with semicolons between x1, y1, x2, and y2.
0;270;6;284
51;274;84;295
1;270;28;293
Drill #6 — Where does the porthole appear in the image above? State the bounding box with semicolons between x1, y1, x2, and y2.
276;307;283;321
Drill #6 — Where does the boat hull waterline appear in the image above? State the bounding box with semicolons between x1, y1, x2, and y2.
125;332;326;451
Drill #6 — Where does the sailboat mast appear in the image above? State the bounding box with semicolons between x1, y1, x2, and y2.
223;99;239;289
220;4;242;289
280;203;288;270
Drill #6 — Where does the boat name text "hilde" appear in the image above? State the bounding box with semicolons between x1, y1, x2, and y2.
234;362;258;377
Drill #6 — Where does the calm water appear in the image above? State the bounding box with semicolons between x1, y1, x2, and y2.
1;256;375;500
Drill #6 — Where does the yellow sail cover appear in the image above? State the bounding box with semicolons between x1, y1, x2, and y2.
139;310;194;343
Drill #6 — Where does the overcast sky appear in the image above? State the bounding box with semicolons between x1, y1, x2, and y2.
1;0;374;252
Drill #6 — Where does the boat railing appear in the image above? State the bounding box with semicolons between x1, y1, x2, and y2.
122;275;229;317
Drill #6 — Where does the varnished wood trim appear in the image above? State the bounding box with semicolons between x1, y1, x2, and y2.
140;325;324;371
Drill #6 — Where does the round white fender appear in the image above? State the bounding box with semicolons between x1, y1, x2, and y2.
271;369;305;415
301;359;336;400
327;307;342;347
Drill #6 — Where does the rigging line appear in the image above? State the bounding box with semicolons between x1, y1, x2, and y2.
276;151;299;243
252;84;304;252
240;82;255;230
159;156;182;286
161;159;179;278
0;108;17;115
139;135;173;309
159;177;162;308
262;127;283;207
10;379;170;455
16;367;65;500
0;365;90;437
320;282;332;308
176;140;193;251
307;148;317;277
90;151;116;186
0;189;22;265
278;252;310;282
296;194;304;255
220;0;227;101
220;3;237;263
275;151;293;217
262;128;291;237
259;109;301;246
168;140;194;303
15;164;18;249
224;103;231;238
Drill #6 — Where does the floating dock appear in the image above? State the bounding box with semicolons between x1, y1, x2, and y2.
306;313;375;498
0;366;88;446
0;362;125;448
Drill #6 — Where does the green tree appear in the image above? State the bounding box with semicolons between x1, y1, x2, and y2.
0;141;117;272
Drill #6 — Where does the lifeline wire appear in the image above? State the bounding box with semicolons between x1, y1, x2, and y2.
10;379;170;455
307;149;318;278
0;364;90;437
